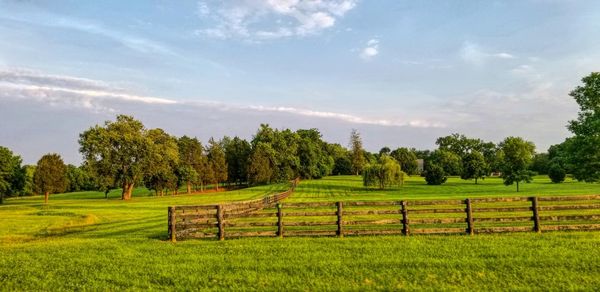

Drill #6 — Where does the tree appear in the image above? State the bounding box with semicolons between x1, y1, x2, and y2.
79;115;150;200
297;129;333;179
144;129;179;196
33;153;67;204
206;138;227;190
349;129;366;175
363;155;405;189
177;136;204;194
66;165;94;192
223;136;251;186
529;153;550;175
461;151;487;184
424;163;447;185
499;137;536;192
379;147;391;156
548;164;566;183
0;146;24;203
248;142;276;185
566;72;600;182
390;147;418;175
429;149;461;176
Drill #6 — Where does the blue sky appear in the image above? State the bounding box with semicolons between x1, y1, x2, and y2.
1;0;600;164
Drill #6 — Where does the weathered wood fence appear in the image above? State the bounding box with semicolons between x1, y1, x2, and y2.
168;194;600;241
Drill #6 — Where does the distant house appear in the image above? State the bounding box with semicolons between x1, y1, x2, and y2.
416;159;424;173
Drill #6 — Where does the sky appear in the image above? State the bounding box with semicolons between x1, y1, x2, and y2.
1;0;600;164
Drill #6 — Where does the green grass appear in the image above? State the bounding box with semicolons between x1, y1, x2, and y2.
1;175;600;290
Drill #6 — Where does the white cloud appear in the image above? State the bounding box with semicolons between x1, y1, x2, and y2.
195;0;357;40
360;38;379;60
460;41;516;65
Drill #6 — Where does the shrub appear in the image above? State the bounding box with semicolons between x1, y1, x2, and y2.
424;164;447;185
548;164;566;183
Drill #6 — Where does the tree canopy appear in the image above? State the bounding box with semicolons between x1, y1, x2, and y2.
33;153;67;203
498;137;536;192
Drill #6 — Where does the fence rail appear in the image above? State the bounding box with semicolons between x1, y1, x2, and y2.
168;194;600;241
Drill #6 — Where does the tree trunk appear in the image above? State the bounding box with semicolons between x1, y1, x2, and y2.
187;182;192;194
215;181;219;191
44;191;49;204
516;181;519;192
475;178;478;184
121;181;128;200
0;192;3;204
125;183;134;200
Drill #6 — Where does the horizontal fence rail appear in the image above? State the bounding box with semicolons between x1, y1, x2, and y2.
168;194;600;241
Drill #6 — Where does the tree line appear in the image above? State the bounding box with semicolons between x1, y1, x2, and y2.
1;72;599;202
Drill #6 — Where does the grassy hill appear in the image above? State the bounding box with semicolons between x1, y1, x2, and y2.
1;176;599;290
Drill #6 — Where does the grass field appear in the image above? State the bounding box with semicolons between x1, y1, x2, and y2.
1;176;600;290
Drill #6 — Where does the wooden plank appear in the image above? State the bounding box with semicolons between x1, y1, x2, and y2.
337;202;343;238
344;201;399;207
284;211;338;217
475;226;533;233
223;221;276;227
225;231;277;237
539;205;600;211
537;195;600;202
465;198;474;235
472;207;532;213
176;222;218;229
411;227;466;234
282;221;337;227
540;215;600;221
401;201;409;236
473;216;532;223
176;205;219;211
408;208;465;214
224;212;277;218
217;205;224;241
541;224;600;231
177;213;218;220
531;197;541;233
284;230;337;236
470;197;529;203
277;203;283;238
283;202;336;208
344;229;404;236
407;199;464;206
176;232;216;239
168;206;176;242
343;219;401;225
343;210;400;216
409;218;465;224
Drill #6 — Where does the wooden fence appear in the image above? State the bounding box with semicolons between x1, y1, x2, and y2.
168;194;600;241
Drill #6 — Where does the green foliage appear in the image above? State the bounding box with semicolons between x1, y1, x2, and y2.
529;153;550;175
460;151;487;184
428;149;461;176
144;129;180;196
223;136;251;185
499;137;536;192
297;129;332;179
548;164;566;183
79;115;150;200
566;72;600;182
206;137;227;189
349;129;366;175
33;153;67;200
248;142;277;185
362;155;405;189
0;146;24;203
424;163;447;185
390;147;418;175
177;136;204;192
66;165;94;192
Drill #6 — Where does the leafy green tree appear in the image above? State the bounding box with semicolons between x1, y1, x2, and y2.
548;164;566;183
390;147;418;175
144;129;179;196
429;149;461;176
33;153;67;204
566;72;600;182
223;136;251;186
297;129;332;179
349;129;366;175
248;142;276;185
379;147;391;156
529;153;550;175
0;146;24;203
21;165;36;196
206;138;227;190
499;137;536;192
461;151;487;184
363;155;405;189
177;136;204;193
79;115;151;200
424;163;447;185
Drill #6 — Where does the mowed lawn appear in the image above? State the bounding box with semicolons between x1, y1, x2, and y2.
1;176;600;290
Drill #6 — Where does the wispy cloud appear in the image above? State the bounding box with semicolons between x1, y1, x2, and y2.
360;38;379;60
0;68;444;128
195;0;357;40
460;41;516;65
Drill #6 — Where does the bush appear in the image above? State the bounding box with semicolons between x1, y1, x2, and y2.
548;164;566;183
424;164;447;185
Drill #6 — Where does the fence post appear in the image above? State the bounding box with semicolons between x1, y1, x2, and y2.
401;201;410;236
217;205;225;240
465;199;474;235
336;201;344;238
277;203;284;238
168;206;176;242
530;196;541;233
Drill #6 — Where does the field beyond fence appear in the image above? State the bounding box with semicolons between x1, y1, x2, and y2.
168;192;600;241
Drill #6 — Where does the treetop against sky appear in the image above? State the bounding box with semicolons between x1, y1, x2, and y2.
1;1;600;164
